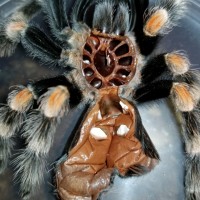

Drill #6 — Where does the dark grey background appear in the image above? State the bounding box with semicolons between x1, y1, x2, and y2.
0;0;200;200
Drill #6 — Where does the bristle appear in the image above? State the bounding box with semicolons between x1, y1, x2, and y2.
185;154;200;200
11;83;70;198
186;135;200;155
21;111;57;155
171;83;195;112
180;71;200;105
125;165;150;176
5;18;27;41
8;86;34;112
141;53;171;84
144;0;188;36
144;9;169;36
92;1;114;33
0;86;33;172
13;149;46;200
135;80;173;103
182;110;200;141
180;103;200;199
13;108;61;198
67;23;90;50
165;51;190;75
60;49;82;68
39;86;69;118
0;106;24;138
0;85;34;174
0;15;26;57
41;0;68;36
0;137;14;173
112;3;130;35
71;0;93;25
0;35;17;57
29;75;83;108
0;0;41;57
22;25;62;65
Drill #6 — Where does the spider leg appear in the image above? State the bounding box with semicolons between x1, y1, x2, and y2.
69;0;148;39
135;0;187;56
133;51;200;199
0;86;34;173
1;5;83;68
135;72;200;200
23;23;93;68
135;52;198;112
141;51;190;84
11;23;82;68
91;0;136;35
72;0;149;36
41;0;91;50
120;50;190;101
41;0;69;41
176;72;200;200
0;75;82;173
72;0;96;26
0;0;41;57
133;51;190;103
11;75;84;200
21;25;63;65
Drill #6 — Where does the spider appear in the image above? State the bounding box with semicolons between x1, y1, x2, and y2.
0;0;199;199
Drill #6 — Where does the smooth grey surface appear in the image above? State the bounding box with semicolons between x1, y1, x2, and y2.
0;0;199;200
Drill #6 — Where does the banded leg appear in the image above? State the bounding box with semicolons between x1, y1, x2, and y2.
141;51;190;84
135;77;200;200
20;23;87;68
0;0;41;57
0;75;82;173
0;0;86;68
176;72;200;200
40;0;91;51
21;25;64;65
135;0;188;56
7;22;81;68
0;86;34;173
71;0;148;38
135;50;198;112
121;50;191;101
70;0;148;39
0;74;83;198
134;52;200;199
15;86;69;200
41;0;69;40
1;6;82;68
11;75;84;200
89;0;147;36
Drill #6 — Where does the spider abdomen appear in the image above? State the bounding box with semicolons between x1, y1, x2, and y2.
56;87;158;199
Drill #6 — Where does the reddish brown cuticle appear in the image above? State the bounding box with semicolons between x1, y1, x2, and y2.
82;31;137;89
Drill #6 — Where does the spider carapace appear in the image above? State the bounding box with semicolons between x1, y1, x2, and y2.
82;30;137;88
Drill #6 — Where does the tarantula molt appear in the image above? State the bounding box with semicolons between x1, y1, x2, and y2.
0;0;199;199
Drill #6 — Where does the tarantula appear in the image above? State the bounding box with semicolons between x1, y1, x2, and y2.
0;0;199;199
